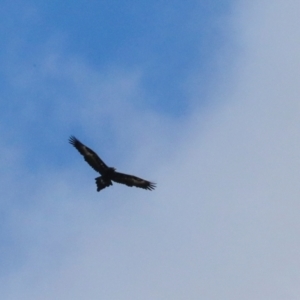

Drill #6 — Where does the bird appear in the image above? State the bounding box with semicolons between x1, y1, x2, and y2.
69;136;156;192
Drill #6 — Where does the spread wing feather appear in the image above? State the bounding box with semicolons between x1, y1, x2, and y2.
111;171;156;190
69;136;108;175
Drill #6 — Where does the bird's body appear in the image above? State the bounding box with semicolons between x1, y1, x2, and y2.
69;136;156;192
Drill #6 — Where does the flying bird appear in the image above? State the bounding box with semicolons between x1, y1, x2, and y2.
69;136;156;192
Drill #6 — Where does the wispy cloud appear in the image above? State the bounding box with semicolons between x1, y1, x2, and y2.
1;0;300;299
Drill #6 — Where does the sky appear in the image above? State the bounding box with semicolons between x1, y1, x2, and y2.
1;0;300;299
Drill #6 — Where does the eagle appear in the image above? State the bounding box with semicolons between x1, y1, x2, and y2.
69;136;156;192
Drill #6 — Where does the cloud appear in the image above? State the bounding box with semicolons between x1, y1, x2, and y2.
1;0;300;299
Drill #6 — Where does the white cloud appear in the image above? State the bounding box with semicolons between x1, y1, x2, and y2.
1;0;300;299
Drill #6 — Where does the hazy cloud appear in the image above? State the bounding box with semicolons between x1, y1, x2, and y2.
1;0;300;299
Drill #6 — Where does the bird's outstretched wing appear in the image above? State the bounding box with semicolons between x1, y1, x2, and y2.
69;136;109;175
111;171;156;190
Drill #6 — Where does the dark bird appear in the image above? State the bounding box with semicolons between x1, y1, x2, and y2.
69;136;156;192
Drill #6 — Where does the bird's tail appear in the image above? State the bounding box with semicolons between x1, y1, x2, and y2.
95;176;112;192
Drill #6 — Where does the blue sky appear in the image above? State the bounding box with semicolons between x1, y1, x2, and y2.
1;0;232;117
2;0;300;299
1;0;233;166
